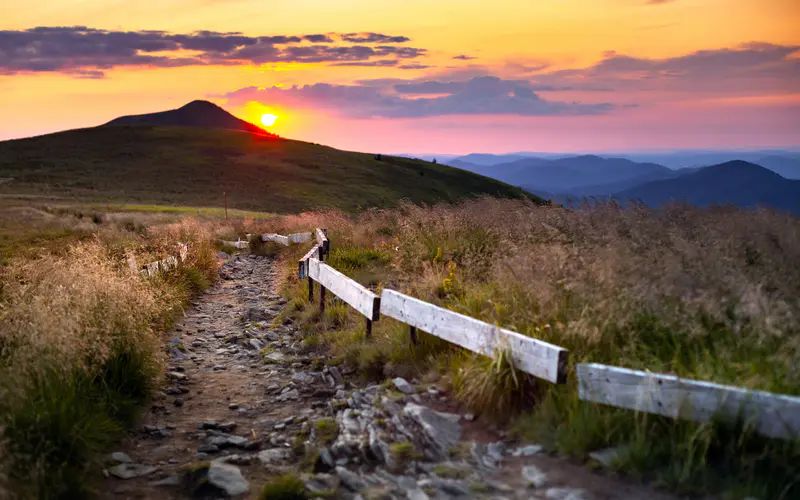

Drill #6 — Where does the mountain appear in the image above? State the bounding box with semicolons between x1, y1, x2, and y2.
105;100;272;135
755;156;800;180
469;155;674;194
0;112;536;213
449;153;532;166
614;160;800;214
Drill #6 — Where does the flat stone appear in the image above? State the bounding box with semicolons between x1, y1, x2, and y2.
258;448;292;464
545;487;589;500
588;446;629;467
166;371;186;381
392;377;415;394
336;466;366;492
108;463;157;479
511;444;543;457
522;465;548;488
150;474;181;487
207;461;249;496
110;452;133;464
402;403;462;460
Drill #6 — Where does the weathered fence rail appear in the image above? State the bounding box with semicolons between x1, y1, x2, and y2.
380;289;568;384
309;257;380;321
577;363;800;440
289;228;799;440
137;242;189;278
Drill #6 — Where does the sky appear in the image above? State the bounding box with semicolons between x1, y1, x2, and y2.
1;0;798;154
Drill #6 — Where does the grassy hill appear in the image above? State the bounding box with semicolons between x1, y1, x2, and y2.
0;125;537;213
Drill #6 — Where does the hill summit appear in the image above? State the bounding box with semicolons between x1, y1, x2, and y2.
105;100;272;135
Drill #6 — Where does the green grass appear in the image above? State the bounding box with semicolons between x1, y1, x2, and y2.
0;125;539;213
272;198;800;500
259;474;308;500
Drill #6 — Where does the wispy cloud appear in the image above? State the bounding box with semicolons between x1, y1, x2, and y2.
222;76;615;118
0;26;425;77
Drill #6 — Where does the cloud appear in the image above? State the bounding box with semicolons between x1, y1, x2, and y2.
0;26;424;77
221;76;615;118
533;42;800;94
452;55;476;60
340;33;410;43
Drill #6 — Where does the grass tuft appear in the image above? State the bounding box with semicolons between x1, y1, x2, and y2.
259;474;308;500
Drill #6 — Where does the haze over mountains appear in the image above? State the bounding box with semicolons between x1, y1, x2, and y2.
416;150;800;214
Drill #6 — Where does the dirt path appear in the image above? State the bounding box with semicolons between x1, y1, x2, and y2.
102;254;679;500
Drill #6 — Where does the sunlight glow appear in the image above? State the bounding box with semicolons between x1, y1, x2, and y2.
261;113;278;126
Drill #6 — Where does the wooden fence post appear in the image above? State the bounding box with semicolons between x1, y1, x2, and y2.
365;318;373;339
409;325;417;346
320;285;326;313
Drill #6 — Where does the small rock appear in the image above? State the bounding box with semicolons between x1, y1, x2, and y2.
173;398;184;407
258;448;291;464
588;446;629;468
217;252;230;259
463;413;475;422
522;465;548;488
150;474;181;487
207;461;249;496
510;444;543;457
248;339;265;350
545;487;588;500
198;444;220;454
218;422;238;433
108;463;157;479
229;403;240;410
336;466;366;492
166;371;187;382
200;420;219;430
402;404;462;460
392;377;415;394
213;365;227;371
110;452;133;464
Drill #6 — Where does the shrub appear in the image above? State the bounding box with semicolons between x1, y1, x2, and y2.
259;474;308;500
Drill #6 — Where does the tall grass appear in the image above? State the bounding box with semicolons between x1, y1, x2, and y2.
0;217;218;498
261;198;800;498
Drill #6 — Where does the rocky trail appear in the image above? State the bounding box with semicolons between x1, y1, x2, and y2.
103;254;678;500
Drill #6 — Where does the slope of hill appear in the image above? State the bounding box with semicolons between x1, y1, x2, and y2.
0;125;535;213
756;155;800;179
105;100;272;135
614;160;800;213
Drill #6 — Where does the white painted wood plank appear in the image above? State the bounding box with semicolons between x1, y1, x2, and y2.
261;233;290;246
380;290;568;383
298;244;320;279
289;232;313;244
308;258;379;320
577;363;800;440
315;228;330;255
220;240;248;249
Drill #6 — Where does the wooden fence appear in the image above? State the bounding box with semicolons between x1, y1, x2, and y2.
290;228;799;441
133;242;189;278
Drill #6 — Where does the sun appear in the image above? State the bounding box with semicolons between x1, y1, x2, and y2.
260;113;278;127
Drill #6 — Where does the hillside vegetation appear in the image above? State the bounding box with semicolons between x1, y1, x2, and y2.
252;198;800;499
0;212;220;497
0;125;536;213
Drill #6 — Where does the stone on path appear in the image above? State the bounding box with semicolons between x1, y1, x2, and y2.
522;465;548;488
392;377;416;394
258;448;291;464
207;461;249;496
511;444;543;457
402;403;462;460
108;463;157;479
588;446;629;467
110;452;133;464
545;487;589;500
336;466;366;492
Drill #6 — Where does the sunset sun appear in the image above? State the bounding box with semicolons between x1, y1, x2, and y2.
260;113;278;127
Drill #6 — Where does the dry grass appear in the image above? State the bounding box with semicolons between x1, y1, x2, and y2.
0;215;219;498
264;198;800;499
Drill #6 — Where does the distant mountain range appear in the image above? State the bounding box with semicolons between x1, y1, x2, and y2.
616;160;800;213
106;100;274;136
439;152;800;214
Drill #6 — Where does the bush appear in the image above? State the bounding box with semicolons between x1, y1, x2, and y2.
0;219;218;497
259;474;308;500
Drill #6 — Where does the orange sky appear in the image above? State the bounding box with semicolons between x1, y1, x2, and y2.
1;0;798;153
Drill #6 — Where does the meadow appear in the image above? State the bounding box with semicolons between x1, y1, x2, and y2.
0;202;224;498
250;197;800;499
